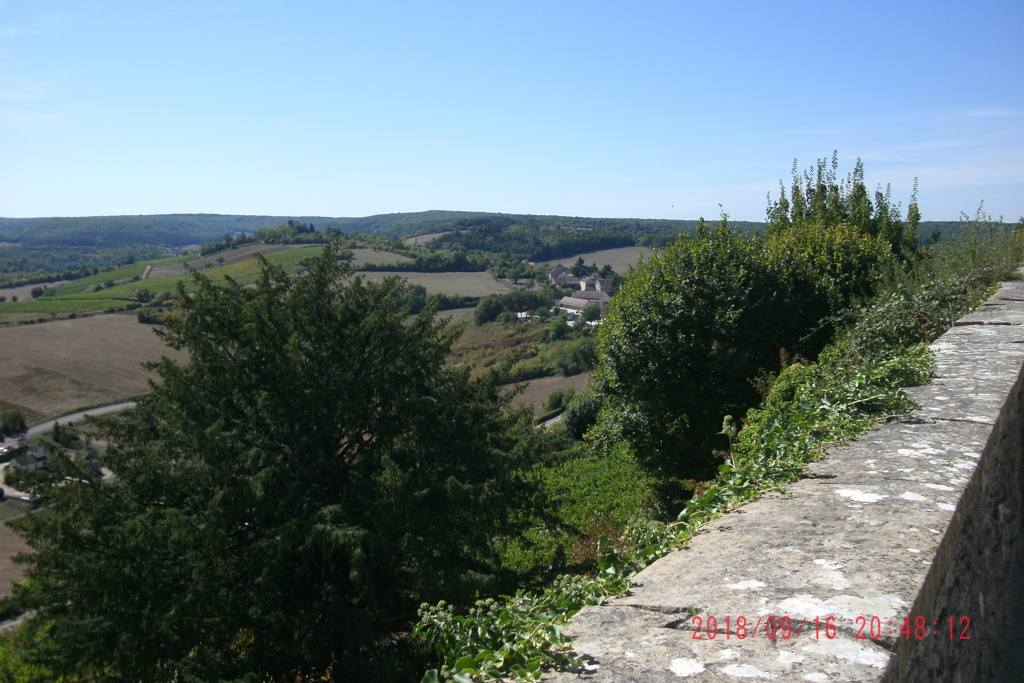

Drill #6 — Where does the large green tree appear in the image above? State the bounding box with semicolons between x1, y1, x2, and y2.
8;243;537;681
592;215;897;480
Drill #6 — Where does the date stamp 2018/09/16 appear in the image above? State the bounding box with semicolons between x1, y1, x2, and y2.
688;615;971;641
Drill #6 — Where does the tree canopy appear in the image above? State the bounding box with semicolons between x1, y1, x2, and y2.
592;207;898;480
8;243;538;681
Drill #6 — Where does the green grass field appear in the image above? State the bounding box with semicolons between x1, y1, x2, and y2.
51;264;149;296
0;246;330;323
0;298;127;315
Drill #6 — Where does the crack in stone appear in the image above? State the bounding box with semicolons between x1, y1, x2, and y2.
890;416;935;424
953;320;1016;326
623;603;697;616
661;617;692;629
931;416;994;425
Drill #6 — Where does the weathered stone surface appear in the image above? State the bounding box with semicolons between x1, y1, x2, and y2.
544;280;1024;682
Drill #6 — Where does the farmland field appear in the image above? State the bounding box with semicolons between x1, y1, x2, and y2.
0;279;72;302
402;231;450;246
513;371;592;415
0;314;188;424
0;298;128;318
51;263;148;295
360;271;515;297
348;248;414;267
436;306;476;325
150;243;297;278
550;246;651;274
0;245;333;322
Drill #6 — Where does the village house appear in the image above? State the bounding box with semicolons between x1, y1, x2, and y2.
557;296;593;314
573;290;611;306
579;273;614;293
548;264;580;288
10;445;49;471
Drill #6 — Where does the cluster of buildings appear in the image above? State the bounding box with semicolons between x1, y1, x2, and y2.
549;264;614;316
0;442;49;471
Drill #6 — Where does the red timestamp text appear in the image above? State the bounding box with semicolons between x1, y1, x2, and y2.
689;615;971;641
856;615;971;641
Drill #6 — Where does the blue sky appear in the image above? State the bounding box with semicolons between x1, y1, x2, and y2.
2;1;1022;222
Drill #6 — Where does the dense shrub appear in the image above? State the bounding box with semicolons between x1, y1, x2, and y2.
591;217;896;478
562;392;603;440
0;410;26;437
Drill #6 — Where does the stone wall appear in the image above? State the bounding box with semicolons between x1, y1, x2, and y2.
544;280;1024;682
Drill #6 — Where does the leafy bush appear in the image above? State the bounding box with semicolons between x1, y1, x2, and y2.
548;316;570;341
0;410;26;437
562;393;603;440
542;388;575;413
592;216;896;479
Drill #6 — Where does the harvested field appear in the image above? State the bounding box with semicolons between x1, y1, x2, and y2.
0;314;188;423
437;307;476;325
361;271;514;297
512;372;592;415
349;248;414;267
402;231;450;246
549;246;651;274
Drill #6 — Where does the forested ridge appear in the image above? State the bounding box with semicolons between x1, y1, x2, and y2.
0;210;994;250
0;211;704;248
0;208;988;288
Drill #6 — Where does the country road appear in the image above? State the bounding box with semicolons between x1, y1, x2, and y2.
24;402;137;437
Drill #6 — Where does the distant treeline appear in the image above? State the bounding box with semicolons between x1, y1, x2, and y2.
428;217;637;261
0;211;720;249
396;215;710;264
0;211;496;248
1;211;1013;252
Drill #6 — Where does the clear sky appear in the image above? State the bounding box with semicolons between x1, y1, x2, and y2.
2;0;1022;222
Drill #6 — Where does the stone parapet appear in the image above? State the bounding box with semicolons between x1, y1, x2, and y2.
544;279;1024;682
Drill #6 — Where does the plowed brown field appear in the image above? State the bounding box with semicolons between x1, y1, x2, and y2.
0;314;188;423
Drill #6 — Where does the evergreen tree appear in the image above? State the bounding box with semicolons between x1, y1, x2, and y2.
8;242;538;681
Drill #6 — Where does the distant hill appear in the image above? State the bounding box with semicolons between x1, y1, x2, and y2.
0;212;496;248
0;211;991;250
0;211;736;248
